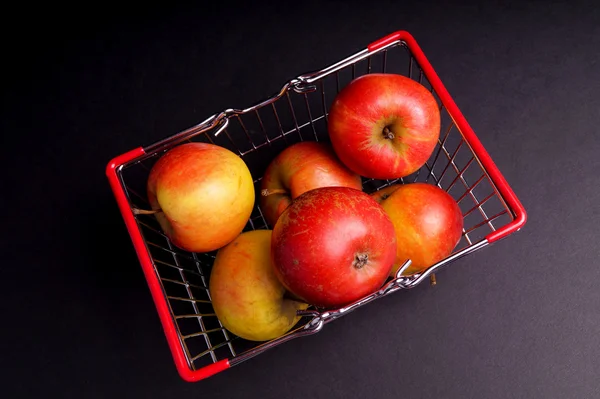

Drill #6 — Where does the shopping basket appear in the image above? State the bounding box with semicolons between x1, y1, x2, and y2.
106;30;527;382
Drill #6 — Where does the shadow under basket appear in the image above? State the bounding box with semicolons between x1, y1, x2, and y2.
106;30;527;382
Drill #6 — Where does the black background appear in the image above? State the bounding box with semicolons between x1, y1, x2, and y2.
4;1;600;398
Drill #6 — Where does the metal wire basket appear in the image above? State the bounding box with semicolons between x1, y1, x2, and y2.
106;30;527;382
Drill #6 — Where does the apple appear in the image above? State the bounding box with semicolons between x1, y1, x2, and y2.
209;229;308;341
327;73;441;180
147;142;255;253
372;183;464;276
271;186;397;309
260;141;362;227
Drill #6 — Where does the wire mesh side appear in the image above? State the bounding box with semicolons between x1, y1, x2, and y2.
117;40;514;371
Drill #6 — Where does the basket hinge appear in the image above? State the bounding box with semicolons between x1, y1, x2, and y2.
291;79;317;94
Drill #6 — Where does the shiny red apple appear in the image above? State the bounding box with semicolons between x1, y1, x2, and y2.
372;183;464;276
260;141;362;227
327;73;440;180
271;186;397;309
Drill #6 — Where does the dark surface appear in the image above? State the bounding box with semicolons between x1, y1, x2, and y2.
4;1;600;398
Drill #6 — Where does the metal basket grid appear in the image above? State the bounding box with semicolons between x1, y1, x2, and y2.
106;30;526;382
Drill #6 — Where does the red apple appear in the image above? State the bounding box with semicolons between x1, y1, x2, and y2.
260;141;362;227
147;142;255;253
271;186;397;309
327;73;440;180
372;183;464;276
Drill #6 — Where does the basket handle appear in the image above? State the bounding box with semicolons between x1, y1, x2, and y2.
368;31;405;52
143;111;229;154
106;149;234;382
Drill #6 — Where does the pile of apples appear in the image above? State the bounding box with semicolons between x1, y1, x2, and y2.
145;73;464;342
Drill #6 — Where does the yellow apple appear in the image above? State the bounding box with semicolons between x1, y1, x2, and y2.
209;229;308;341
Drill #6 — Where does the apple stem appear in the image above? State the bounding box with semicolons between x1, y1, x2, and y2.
261;188;288;197
353;253;369;269
430;273;437;286
132;207;163;215
383;126;395;140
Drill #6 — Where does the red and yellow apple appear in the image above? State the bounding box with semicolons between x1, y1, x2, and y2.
271;186;397;309
147;142;255;253
372;183;464;276
327;73;440;180
209;229;308;341
260;141;362;227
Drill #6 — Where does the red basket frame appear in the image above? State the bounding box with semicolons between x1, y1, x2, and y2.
106;30;527;382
